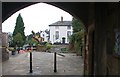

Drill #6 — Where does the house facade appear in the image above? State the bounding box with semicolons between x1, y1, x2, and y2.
40;30;49;42
49;17;73;44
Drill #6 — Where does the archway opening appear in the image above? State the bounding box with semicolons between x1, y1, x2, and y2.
1;2;86;74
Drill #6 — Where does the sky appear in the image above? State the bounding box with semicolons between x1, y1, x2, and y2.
2;3;73;36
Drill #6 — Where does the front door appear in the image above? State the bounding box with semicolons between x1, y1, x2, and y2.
62;37;66;44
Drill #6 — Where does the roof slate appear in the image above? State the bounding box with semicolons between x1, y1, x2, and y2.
49;21;72;26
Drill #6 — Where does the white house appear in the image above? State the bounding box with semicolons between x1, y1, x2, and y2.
49;17;73;44
40;30;49;42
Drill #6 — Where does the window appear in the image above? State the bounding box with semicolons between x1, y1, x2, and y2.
67;31;71;37
67;31;71;42
67;26;71;29
43;34;44;37
55;31;59;40
114;31;120;55
55;26;59;29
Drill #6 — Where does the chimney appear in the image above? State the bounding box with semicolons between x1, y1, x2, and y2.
61;16;63;22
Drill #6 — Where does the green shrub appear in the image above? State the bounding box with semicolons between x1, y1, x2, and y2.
61;48;66;51
45;42;52;50
60;48;68;53
8;47;15;51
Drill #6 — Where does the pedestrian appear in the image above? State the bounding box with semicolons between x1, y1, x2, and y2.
17;47;20;54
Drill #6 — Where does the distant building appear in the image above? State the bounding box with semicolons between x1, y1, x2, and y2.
7;32;13;46
49;17;73;44
40;30;49;42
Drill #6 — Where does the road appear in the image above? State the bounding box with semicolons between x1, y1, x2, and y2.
2;51;84;75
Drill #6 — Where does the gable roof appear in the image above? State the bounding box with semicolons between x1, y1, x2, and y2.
49;21;72;26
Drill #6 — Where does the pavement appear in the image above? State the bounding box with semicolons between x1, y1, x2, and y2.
2;51;84;75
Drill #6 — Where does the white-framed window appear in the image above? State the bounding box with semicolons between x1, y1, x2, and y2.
67;31;71;42
67;26;71;29
55;31;59;40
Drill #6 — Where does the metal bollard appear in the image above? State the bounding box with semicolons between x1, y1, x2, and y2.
29;51;33;73
54;52;57;72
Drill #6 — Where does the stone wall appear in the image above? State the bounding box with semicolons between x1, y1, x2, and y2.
0;34;2;62
84;3;120;75
0;25;2;62
2;47;9;62
1;33;9;62
107;55;120;75
106;3;120;75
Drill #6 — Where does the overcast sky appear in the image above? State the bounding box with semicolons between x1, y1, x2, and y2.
2;3;73;36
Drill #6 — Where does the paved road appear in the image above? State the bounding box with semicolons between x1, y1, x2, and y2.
2;51;84;75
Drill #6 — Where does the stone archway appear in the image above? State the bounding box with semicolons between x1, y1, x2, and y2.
0;2;100;75
3;3;90;75
1;2;120;75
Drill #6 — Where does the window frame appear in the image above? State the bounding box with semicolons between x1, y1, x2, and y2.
55;31;59;40
67;26;71;29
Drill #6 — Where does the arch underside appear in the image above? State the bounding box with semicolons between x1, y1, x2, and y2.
2;2;91;29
